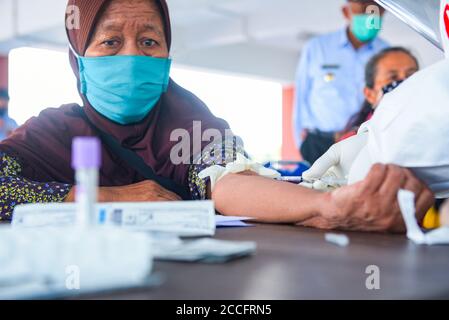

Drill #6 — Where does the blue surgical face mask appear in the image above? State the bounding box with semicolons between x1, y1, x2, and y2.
77;55;171;125
351;14;382;43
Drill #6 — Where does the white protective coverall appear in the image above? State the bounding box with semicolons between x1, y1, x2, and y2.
302;0;449;199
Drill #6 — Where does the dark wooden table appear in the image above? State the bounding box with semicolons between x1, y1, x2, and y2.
89;224;449;300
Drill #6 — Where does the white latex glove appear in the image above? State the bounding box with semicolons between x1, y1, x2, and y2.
198;153;281;191
301;132;368;190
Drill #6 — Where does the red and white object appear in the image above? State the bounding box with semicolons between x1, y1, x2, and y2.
440;0;449;56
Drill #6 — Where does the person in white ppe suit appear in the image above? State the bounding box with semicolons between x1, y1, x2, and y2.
303;0;449;199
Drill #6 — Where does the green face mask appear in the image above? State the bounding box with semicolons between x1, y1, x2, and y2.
351;14;382;43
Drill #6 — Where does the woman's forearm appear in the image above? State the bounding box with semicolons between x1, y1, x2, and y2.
212;173;330;224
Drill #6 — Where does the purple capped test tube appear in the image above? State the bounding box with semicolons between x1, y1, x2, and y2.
72;137;101;170
72;137;101;226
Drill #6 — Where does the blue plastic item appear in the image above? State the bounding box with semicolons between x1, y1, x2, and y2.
263;160;310;177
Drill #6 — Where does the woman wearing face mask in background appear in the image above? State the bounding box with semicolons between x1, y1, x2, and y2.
338;47;420;141
302;47;420;188
0;0;433;233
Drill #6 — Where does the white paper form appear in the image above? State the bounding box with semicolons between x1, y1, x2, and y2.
12;201;216;237
215;215;254;228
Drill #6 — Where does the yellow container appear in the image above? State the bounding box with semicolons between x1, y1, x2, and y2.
422;206;440;229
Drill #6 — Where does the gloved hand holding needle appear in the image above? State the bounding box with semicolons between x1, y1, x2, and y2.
301;132;367;191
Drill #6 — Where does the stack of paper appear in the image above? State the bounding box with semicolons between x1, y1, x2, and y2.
153;238;257;263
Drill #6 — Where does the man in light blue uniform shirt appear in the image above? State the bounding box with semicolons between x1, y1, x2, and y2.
0;89;18;141
293;0;389;164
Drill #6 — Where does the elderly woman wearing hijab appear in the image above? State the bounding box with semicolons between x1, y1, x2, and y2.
0;0;434;232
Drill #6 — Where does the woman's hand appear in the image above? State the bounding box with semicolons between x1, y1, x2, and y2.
300;164;434;233
65;180;182;203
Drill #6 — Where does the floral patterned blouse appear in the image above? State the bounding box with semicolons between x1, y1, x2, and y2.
0;139;246;222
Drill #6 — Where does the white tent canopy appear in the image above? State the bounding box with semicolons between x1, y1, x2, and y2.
0;0;444;82
375;0;441;48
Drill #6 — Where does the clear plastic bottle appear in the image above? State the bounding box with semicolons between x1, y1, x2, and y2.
72;137;101;226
